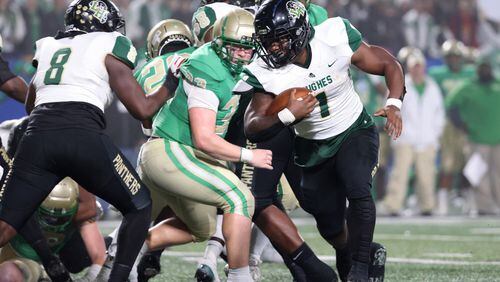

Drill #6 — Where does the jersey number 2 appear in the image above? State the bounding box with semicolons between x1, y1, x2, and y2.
44;48;72;85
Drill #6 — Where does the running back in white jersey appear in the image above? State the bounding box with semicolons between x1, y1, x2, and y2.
242;17;366;140
32;31;137;112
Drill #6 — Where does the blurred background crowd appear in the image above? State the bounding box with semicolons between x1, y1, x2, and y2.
0;0;499;218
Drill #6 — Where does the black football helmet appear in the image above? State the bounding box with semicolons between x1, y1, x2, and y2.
64;0;125;34
254;0;310;68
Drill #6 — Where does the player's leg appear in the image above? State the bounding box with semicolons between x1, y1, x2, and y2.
415;146;438;215
336;127;379;281
139;139;254;280
66;132;152;282
0;258;46;282
300;158;350;281
254;129;336;282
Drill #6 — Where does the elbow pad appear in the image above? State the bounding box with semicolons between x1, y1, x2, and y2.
245;121;285;143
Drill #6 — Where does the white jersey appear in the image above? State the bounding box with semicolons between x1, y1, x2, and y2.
192;3;239;46
242;17;365;140
32;32;137;112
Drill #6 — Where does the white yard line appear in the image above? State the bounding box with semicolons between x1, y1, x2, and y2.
163;251;500;266
299;232;500;242
469;228;500;235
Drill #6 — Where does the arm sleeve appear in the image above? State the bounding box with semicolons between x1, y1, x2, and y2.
341;18;362;52
111;35;138;69
184;80;220;112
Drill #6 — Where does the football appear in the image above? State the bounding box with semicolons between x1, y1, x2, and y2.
265;87;312;116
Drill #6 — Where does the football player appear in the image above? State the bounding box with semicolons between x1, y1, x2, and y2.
244;1;403;281
428;40;475;216
0;177;107;282
134;9;271;282
0;0;177;281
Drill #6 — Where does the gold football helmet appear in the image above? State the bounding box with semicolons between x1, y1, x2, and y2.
38;177;79;232
212;8;255;74
397;46;424;66
146;19;194;59
441;39;466;57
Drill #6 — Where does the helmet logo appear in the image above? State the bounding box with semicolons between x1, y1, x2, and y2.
286;1;306;20
88;0;110;24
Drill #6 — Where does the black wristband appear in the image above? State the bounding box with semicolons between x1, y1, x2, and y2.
163;69;179;94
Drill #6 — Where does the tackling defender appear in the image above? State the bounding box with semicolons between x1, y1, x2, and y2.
0;0;176;281
244;1;403;281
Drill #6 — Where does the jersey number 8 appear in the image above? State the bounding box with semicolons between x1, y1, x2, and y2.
44;48;72;85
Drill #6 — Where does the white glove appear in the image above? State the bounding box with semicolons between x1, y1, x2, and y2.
169;54;187;78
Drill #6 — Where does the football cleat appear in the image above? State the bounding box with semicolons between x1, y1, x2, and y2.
137;253;162;281
195;264;220;282
368;242;386;282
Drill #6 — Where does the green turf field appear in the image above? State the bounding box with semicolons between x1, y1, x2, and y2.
99;216;500;281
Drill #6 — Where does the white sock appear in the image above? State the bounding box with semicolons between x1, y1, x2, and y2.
201;214;225;266
227;266;252;282
129;242;149;282
84;264;102;280
250;226;269;260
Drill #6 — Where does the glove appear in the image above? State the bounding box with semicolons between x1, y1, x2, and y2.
169;53;187;78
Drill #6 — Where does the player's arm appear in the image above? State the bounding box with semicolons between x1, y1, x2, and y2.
351;42;405;139
105;55;176;121
0;55;28;104
73;187;97;224
244;90;316;143
186;82;273;169
25;80;36;114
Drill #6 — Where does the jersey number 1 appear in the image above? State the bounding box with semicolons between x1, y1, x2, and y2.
316;92;331;117
44;48;72;85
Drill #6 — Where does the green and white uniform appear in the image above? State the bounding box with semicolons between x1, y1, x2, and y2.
307;3;328;26
429;64;475;174
33;32;137;112
134;46;196;95
243;17;374;167
192;3;238;45
137;44;253;241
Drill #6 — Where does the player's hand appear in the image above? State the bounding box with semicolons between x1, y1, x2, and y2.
249;149;273;170
169;54;186;78
287;89;318;120
374;105;402;140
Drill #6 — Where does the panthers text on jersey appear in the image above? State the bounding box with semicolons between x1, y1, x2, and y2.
32;32;137;112
152;44;241;147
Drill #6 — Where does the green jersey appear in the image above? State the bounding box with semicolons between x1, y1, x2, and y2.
153;44;240;147
9;217;76;262
134;46;197;94
429;64;475;102
308;3;328;26
446;78;500;144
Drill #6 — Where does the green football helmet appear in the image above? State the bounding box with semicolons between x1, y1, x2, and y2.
212;8;255;75
38;177;79;233
146;19;194;60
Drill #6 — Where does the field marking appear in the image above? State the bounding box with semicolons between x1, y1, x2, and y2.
423;253;473;258
300;232;500;242
470;228;500;235
291;216;500;226
163;251;500;266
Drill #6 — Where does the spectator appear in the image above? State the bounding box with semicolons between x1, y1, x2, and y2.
364;0;405;54
379;52;445;216
447;0;478;47
127;0;171;49
40;0;67;37
429;39;475;215
18;0;42;55
402;0;440;58
0;0;26;54
447;56;500;216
